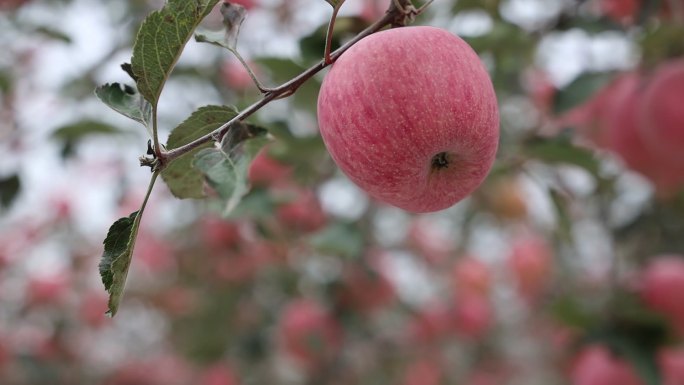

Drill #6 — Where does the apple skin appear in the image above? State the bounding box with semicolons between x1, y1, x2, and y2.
452;256;491;296
247;148;292;187
317;26;499;213
507;236;552;301
600;0;640;23
659;348;684;385
198;364;239;385
639;255;684;334
603;72;684;194
226;0;256;10
639;59;684;167
276;299;342;371
401;359;442;385
571;345;643;385
453;293;492;339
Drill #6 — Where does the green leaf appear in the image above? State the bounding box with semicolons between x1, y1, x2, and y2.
130;0;219;106
95;83;152;128
549;296;594;329
161;105;239;199
310;222;364;259
553;72;614;115
0;174;21;209
99;172;159;316
228;188;276;219
524;134;601;175
194;124;269;214
99;211;139;316
52;120;123;157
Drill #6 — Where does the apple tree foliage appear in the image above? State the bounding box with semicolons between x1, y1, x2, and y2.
1;0;684;384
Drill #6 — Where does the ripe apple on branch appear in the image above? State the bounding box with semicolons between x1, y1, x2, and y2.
96;0;500;316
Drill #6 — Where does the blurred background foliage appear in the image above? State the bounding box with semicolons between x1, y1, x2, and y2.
1;0;684;384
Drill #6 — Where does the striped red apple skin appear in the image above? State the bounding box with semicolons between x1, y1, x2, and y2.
317;26;499;213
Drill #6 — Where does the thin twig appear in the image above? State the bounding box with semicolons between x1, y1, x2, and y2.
232;49;275;93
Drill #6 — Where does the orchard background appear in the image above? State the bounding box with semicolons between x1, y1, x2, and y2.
2;0;684;384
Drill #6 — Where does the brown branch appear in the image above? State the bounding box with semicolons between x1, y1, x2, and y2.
154;0;419;170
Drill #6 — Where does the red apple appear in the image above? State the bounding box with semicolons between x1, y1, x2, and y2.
78;291;109;328
221;59;260;91
276;299;342;371
200;216;242;251
408;302;453;344
639;59;684;167
407;217;456;265
317;26;499;213
571;345;643;385
0;0;30;10
659;348;684;385
507;236;552;301
452;256;491;296
523;68;556;117
640;255;684;333
275;188;327;232
337;264;395;314
601;72;684;195
453;293;492;339
214;242;277;284
401;359;442;385
558;73;633;148
135;233;176;273
198;363;239;385
247;148;292;187
599;0;640;23
26;274;69;307
225;0;256;10
360;0;389;23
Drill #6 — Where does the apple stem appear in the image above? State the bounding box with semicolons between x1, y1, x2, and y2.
324;0;346;66
146;0;424;171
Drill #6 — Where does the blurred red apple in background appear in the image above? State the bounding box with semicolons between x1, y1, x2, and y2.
659;348;684;385
337;264;394;314
78;291;109;328
452;256;491;296
247;147;292;188
453;293;493;340
599;0;640;23
198;363;239;385
640;255;684;333
408;302;453;345
221;59;260;91
639;59;684;167
507;236;553;301
276;299;342;371
225;0;256;10
401;358;442;385
407;217;456;265
317;26;499;212
571;345;643;385
275;188;327;232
